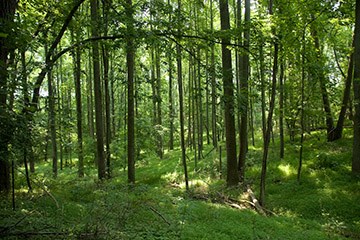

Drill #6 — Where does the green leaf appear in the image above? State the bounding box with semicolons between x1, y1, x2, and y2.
0;32;9;38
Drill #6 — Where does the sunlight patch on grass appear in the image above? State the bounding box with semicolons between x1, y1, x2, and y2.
278;163;295;177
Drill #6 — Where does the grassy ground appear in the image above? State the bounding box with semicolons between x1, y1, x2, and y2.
1;130;359;239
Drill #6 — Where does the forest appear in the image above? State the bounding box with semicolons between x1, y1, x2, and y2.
0;0;360;239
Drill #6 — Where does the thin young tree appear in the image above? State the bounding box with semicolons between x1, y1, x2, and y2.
260;0;278;206
177;0;189;190
126;0;136;184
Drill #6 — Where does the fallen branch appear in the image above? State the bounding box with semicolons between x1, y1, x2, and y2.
17;169;59;208
147;205;171;226
0;216;27;235
246;188;266;215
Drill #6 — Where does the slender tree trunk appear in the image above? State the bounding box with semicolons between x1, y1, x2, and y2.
329;38;354;141
168;45;174;150
72;31;84;178
102;0;111;176
279;58;285;159
238;0;250;182
219;0;238;186
310;26;335;140
298;34;306;181
197;48;203;161
260;2;278;205
91;0;106;179
155;47;163;159
177;0;189;191
210;0;218;149
126;0;135;184
260;38;267;140
352;0;360;174
45;42;58;178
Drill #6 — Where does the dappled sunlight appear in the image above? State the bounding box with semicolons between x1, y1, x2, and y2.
277;163;296;177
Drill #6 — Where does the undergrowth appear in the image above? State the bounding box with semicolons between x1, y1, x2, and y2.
0;130;359;239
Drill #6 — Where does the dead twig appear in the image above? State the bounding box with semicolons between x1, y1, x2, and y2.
17;169;59;208
147;205;171;226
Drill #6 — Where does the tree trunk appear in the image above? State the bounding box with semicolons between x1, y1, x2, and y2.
177;0;189;191
238;0;250;182
102;0;111;177
126;0;135;184
0;0;17;193
298;33;306;181
219;0;238;186
45;42;58;178
72;30;84;178
210;0;218;149
310;26;335;140
260;2;278;205
90;0;106;179
329;38;354;141
168;45;174;150
155;47;163;159
279;58;285;159
353;0;360;175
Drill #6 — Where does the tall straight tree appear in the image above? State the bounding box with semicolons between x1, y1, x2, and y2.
0;0;17;193
238;0;250;182
72;29;84;177
90;0;106;179
329;38;354;141
353;0;360;174
219;0;238;186
260;0;278;206
126;0;135;184
177;0;189;190
45;43;58;178
310;24;335;141
102;0;112;176
210;0;218;149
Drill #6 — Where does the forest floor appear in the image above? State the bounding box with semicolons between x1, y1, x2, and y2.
1;130;360;239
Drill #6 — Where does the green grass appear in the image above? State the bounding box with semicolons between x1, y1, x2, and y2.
1;130;359;239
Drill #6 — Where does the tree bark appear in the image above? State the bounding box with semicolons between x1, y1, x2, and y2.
210;0;218;149
219;0;238;186
352;0;360;175
72;30;84;178
260;2;278;205
329;38;354;141
177;0;189;191
126;0;135;184
238;0;250;182
310;26;335;141
0;0;17;193
46;43;58;178
279;58;285;159
102;0;111;176
90;0;106;179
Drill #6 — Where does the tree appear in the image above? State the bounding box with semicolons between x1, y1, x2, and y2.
177;0;189;191
353;0;360;174
72;29;84;177
260;0;278;206
219;0;238;186
90;0;106;179
126;0;135;184
329;38;354;141
0;0;17;193
45;42;58;178
238;0;250;182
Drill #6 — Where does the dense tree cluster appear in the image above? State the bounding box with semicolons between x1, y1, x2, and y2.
0;0;358;206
